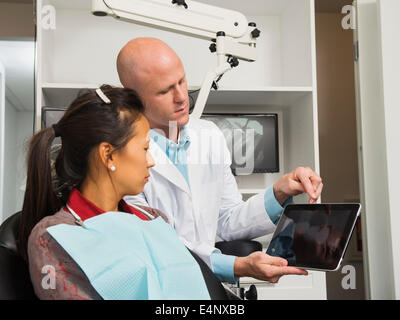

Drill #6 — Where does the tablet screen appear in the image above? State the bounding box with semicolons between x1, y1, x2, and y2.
266;204;360;271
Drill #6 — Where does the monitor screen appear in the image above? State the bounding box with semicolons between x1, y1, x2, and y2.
41;107;67;146
41;107;67;129
266;204;361;271
201;114;279;175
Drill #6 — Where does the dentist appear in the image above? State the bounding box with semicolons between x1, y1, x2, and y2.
118;38;322;283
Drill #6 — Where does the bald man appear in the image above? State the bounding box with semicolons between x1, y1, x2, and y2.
118;38;322;284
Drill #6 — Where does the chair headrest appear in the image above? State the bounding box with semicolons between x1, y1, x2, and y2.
0;212;21;254
215;240;262;257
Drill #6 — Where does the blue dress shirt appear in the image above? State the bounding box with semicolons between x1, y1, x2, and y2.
150;127;292;283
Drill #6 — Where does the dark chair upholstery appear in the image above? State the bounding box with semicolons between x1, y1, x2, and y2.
0;212;37;300
0;212;232;300
215;239;262;257
189;250;231;300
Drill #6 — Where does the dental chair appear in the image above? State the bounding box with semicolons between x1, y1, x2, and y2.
215;240;262;300
0;212;36;300
0;212;259;300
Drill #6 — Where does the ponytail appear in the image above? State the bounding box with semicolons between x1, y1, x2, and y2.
18;127;63;260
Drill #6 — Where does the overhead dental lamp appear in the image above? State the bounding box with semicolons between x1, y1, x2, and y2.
91;0;260;118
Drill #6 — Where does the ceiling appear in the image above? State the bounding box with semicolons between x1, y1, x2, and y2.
0;0;355;12
198;0;292;15
0;0;32;3
315;0;354;13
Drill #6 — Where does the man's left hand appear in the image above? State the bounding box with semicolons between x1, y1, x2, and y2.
273;167;323;205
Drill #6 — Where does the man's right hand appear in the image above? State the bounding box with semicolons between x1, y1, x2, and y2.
234;251;308;283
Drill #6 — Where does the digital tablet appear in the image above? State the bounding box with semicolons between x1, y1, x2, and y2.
266;203;361;271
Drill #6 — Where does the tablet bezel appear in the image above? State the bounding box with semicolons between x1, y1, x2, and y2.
266;203;361;272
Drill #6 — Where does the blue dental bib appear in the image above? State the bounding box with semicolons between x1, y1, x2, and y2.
46;212;210;300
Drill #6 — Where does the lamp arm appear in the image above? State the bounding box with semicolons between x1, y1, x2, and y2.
91;0;261;118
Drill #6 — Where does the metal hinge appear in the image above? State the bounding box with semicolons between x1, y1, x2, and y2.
33;0;37;26
354;41;359;61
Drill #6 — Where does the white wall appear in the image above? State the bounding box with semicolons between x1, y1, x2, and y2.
14;111;33;214
0;39;35;221
355;0;400;299
3;99;17;218
2;100;33;221
0;61;5;220
376;0;400;299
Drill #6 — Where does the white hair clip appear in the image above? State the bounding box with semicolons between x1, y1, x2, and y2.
96;88;111;104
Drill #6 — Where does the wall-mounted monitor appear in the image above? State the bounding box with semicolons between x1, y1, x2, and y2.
41;107;67;147
201;113;279;175
41;107;67;129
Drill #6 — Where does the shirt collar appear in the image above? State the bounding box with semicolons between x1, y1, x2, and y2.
178;126;191;149
150;125;191;150
66;188;149;222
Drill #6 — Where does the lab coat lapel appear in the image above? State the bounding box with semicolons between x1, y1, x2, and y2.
149;138;191;195
186;146;201;208
186;125;205;228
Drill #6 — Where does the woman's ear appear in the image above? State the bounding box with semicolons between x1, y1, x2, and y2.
97;142;115;170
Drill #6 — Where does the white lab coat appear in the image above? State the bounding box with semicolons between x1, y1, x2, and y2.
124;117;276;267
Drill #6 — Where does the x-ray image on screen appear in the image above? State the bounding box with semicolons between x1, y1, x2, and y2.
201;114;279;175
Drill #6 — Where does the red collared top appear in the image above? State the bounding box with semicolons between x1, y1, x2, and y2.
65;188;150;222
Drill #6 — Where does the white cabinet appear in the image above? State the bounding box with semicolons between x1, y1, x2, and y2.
35;0;325;299
240;270;326;300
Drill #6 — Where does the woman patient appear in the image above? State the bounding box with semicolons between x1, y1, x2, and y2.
18;85;209;300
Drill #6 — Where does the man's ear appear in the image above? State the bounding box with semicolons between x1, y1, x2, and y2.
97;142;115;169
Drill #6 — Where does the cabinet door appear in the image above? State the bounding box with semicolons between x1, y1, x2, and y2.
354;0;400;299
240;270;326;300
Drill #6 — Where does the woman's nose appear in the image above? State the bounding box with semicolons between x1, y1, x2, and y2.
147;152;155;168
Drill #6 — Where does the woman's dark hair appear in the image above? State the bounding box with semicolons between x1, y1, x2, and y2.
18;85;144;259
